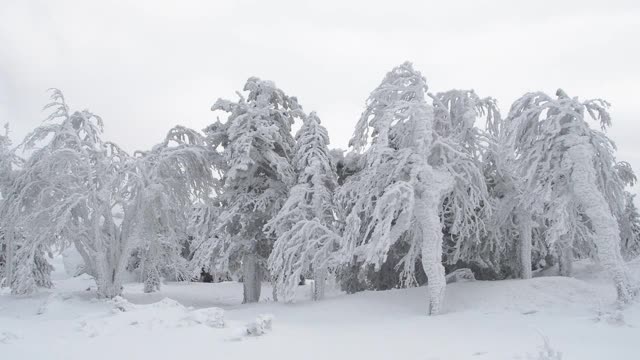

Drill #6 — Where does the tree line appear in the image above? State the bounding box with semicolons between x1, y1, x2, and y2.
1;62;639;315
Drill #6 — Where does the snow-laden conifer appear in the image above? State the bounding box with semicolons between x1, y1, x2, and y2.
191;78;301;303
265;112;340;302
619;192;640;261
0;124;22;287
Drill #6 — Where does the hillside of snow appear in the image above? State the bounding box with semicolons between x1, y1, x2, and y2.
2;258;640;360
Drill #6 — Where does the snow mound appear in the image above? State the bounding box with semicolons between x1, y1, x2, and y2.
77;297;226;336
593;307;627;326
110;296;185;313
37;294;59;315
0;331;20;344
182;307;225;328
444;275;608;314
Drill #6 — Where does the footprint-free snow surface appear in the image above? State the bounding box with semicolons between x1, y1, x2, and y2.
2;258;640;359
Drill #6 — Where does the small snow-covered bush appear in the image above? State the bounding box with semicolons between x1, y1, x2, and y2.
528;337;562;360
594;307;626;326
110;296;136;312
445;268;476;284
245;314;274;336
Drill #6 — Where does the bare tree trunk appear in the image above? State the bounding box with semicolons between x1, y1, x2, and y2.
518;214;533;279
312;266;327;301
568;144;636;302
242;253;261;303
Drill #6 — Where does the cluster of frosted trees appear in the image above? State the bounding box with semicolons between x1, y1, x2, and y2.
1;63;639;314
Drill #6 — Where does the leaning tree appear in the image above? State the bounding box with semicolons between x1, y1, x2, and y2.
503;89;637;302
338;62;490;315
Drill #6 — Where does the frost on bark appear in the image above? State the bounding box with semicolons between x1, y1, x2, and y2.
312;266;327;301
11;243;36;295
96;270;124;299
2;227;15;289
566;143;632;300
417;192;447;315
33;247;53;289
518;216;533;279
557;241;573;277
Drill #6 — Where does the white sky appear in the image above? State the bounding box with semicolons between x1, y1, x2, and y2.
1;0;640;192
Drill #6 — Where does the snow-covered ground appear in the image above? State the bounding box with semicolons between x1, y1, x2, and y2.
2;258;640;360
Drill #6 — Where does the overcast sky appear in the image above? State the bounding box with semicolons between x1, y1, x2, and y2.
1;0;640;190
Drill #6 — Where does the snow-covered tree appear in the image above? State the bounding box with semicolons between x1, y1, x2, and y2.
2;91;219;297
484;100;540;279
503;89;637;302
430;90;495;270
330;149;363;186
0;123;21;286
129;126;218;292
338;62;490;315
265;112;340;302
190;77;302;303
620;192;640;260
0;124;16;193
0;90;139;296
0;126;54;291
